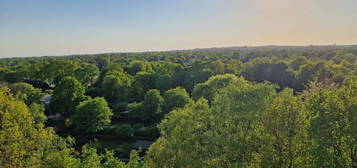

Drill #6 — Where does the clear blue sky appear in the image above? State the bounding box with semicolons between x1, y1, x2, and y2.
1;0;357;57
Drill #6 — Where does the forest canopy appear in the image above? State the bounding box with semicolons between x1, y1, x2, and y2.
0;45;356;167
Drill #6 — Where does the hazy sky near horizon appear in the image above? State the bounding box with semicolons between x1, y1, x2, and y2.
1;0;357;57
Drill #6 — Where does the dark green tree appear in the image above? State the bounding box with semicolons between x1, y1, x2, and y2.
290;56;308;71
243;58;295;88
75;63;100;86
42;60;79;85
134;71;156;92
113;124;134;139
101;74;131;103
162;87;192;114
143;89;163;122
70;97;112;133
50;77;86;116
155;73;173;92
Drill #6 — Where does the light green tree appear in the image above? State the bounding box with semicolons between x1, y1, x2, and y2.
8;82;44;105
146;78;276;167
306;80;357;167
192;74;246;103
126;60;152;75
144;99;211;168
0;87;55;168
261;89;310;167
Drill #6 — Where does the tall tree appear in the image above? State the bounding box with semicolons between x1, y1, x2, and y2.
8;82;44;106
243;58;295;88
146;78;276;167
144;99;211;168
50;77;86;116
162;87;192;114
0;87;54;168
210;60;225;74
306;80;357;167
75;63;100;86
126;60;152;75
225;59;243;75
261;89;309;167
143;89;163;122
42;60;79;85
192;74;246;103
70;97;113;133
101;74;131;104
134;71;157;92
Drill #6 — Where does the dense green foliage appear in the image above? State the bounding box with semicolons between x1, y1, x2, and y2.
50;77;86;116
142;89;164;122
192;74;246;103
162;87;192;114
70;97;113;133
0;46;356;167
306;81;357;167
0;87;140;168
146;76;357;167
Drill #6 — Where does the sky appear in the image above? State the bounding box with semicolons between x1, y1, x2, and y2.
0;0;357;57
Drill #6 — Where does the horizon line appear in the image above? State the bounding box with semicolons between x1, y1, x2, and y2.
1;43;357;59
